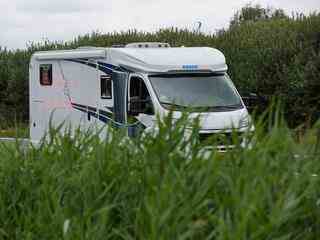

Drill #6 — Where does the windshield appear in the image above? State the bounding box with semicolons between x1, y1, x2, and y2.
149;73;243;111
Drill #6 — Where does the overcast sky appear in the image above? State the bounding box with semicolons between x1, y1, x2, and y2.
0;0;319;49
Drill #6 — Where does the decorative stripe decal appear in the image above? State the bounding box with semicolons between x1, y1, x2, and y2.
99;109;113;118
98;61;124;72
71;102;146;137
64;59;124;75
62;60;145;135
71;102;113;124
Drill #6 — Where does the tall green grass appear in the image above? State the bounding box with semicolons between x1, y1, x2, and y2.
0;109;319;239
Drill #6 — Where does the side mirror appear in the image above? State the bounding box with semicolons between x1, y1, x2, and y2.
242;92;259;111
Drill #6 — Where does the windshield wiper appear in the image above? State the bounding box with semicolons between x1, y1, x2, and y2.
160;102;243;111
160;102;188;109
207;104;243;111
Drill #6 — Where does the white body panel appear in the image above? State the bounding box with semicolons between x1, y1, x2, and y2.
109;47;227;73
29;56;108;142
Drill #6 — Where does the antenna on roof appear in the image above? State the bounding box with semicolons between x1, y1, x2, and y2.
196;21;202;34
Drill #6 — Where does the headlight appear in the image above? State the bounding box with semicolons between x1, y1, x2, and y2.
239;115;250;128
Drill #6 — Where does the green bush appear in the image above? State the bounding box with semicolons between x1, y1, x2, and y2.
0;109;319;239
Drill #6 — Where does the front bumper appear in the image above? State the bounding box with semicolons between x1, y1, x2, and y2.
198;129;254;152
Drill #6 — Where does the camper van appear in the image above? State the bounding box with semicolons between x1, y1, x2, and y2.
29;43;253;150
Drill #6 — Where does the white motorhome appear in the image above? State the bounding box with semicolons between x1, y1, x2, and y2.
29;42;253;150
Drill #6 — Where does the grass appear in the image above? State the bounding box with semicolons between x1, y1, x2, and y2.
0;141;15;150
0;110;319;239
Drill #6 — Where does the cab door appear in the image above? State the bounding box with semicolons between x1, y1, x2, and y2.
127;74;156;136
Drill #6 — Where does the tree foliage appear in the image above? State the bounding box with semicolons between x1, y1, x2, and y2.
0;6;319;128
230;3;288;27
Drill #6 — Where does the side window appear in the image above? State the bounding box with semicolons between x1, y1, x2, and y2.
129;77;154;116
101;75;112;99
40;64;52;86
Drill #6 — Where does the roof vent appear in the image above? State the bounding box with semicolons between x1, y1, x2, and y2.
111;44;125;48
76;46;103;50
125;42;171;48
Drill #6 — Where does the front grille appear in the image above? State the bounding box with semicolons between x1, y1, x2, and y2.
199;132;244;146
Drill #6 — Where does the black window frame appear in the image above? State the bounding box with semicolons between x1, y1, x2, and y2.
101;75;112;99
129;76;155;116
39;64;53;86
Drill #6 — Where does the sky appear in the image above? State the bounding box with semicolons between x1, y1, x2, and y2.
0;0;319;49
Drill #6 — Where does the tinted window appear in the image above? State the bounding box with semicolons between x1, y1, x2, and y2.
40;64;52;86
101;75;112;99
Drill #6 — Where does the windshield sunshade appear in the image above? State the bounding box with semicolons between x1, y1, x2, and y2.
149;73;243;111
